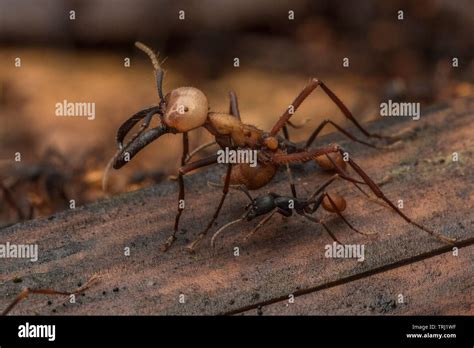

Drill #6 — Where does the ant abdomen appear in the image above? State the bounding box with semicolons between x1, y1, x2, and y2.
227;162;277;190
322;193;347;212
315;151;346;171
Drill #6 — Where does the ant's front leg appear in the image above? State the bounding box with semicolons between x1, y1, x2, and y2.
185;92;243;252
162;132;189;251
185;163;233;253
162;152;219;252
243;207;291;242
303;214;342;245
164;154;219;251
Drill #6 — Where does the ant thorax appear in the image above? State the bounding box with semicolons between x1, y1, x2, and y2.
207;112;263;148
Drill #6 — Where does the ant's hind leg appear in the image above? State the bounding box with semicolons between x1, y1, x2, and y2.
270;78;397;142
303;214;343;245
307;182;375;238
341;149;456;244
304;119;400;150
322;193;376;237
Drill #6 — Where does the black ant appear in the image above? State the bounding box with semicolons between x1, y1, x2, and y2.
210;173;376;248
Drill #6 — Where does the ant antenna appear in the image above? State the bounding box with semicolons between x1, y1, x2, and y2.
211;218;244;248
135;41;161;72
135;41;165;101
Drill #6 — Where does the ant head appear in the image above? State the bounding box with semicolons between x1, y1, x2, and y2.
162;87;209;132
112;42;210;170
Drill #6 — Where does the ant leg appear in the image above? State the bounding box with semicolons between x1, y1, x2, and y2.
323;154;390;209
271;144;346;168
185;141;217;164
305;119;398;150
308;189;374;238
307;174;340;202
303;214;342;244
310;190;375;235
340;149;456;244
163;133;189;251
280;122;298;198
2;275;99;316
184;92;243;251
243;209;280;242
272;146;369;189
184;90;243;165
323;193;376;236
271;145;372;187
285;163;297;198
184;90;241;173
270;78;396;141
162;156;220;252
186;163;233;252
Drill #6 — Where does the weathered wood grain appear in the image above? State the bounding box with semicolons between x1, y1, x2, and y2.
0;98;473;315
242;245;473;315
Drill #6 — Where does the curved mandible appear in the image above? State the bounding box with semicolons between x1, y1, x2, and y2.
115;106;161;150
113;125;170;169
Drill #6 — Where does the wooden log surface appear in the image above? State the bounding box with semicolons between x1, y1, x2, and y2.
242;245;473;315
0;97;473;315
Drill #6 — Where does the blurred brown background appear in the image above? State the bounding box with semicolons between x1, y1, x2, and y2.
0;0;473;226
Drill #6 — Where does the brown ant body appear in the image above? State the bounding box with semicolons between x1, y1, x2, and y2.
107;42;455;252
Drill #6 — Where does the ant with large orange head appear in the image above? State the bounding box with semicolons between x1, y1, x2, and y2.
106;42;455;252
